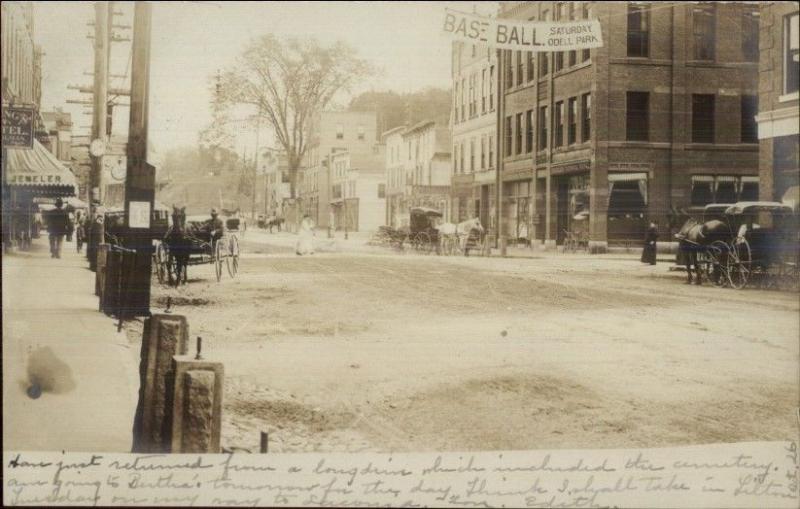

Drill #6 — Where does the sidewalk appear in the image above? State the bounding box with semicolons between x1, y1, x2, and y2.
2;237;139;452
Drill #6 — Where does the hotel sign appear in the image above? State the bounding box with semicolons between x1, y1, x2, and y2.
443;8;603;52
2;106;35;149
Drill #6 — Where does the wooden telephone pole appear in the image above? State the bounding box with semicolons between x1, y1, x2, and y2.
90;1;109;214
121;1;154;317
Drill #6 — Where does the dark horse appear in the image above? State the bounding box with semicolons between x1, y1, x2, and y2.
675;219;732;285
163;206;192;286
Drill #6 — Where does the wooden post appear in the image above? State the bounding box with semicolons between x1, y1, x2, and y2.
260;432;269;453
90;1;109;219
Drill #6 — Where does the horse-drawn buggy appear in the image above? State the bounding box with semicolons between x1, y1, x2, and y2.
676;201;799;290
367;206;443;253
436;217;484;256
155;208;240;285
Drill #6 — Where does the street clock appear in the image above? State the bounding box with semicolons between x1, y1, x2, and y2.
111;158;126;181
89;138;106;158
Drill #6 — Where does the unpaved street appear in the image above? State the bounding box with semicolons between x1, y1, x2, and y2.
126;239;799;454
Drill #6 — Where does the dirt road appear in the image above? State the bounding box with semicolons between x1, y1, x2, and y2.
129;240;799;454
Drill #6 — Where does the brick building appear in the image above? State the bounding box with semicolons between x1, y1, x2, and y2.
297;111;378;228
497;2;760;251
451;40;498;230
756;3;798;208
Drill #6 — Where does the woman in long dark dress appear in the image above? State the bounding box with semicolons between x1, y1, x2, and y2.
641;221;658;265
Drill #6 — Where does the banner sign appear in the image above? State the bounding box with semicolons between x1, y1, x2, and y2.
2;106;35;149
443;8;603;52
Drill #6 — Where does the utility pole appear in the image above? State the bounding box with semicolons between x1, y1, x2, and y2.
122;1;154;317
90;1;109;215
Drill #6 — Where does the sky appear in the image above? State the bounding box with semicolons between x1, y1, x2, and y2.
33;1;498;159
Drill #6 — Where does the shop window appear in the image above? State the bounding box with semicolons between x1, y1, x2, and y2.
740;177;760;201
554;101;564;148
582;93;591;142
740;95;758;143
538;106;548;151
525;109;534;153
691;176;715;206
568;97;577;145
626;91;649;141
742;11;759;62
627;3;650;58
608;174;648;219
785;13;799;94
693;4;716;61
715;177;737;203
692;94;715;143
516;113;523;155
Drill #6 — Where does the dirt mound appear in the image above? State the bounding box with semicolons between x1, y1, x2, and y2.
228;398;354;433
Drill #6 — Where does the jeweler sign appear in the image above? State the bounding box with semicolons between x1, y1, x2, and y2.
443;8;603;52
2;106;35;149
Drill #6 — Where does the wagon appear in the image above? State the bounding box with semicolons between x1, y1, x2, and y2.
155;214;240;284
407;207;443;254
695;202;799;290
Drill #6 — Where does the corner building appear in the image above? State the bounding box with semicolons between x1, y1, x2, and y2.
497;2;760;251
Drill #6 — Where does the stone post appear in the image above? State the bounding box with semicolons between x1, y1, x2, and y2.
132;314;189;453
171;356;224;453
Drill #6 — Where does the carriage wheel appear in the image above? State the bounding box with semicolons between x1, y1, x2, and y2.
707;241;730;287
728;239;751;290
227;235;240;277
155;243;168;284
416;232;431;254
215;241;225;282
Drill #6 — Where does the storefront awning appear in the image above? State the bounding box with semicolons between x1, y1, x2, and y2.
608;172;648;182
4;139;77;197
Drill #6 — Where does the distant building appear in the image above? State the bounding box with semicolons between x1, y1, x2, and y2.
41;109;73;162
1;1;41;108
383;120;451;228
297;111;379;227
756;4;799;207
451;40;498;230
260;151;290;216
330;146;386;233
496;2;760;251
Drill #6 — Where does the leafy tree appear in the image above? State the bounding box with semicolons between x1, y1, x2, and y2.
348;87;452;133
215;35;373;198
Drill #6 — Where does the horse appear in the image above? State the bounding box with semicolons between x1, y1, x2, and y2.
264;215;284;233
675;219;732;285
436;217;484;256
163;206;193;286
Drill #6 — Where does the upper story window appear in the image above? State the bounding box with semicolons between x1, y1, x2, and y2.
742;10;759;62
526;52;535;81
516;51;524;86
692;4;716;61
692;94;715;143
581;92;592;142
740;95;758;144
627;3;650;58
489;65;495;110
505;50;513;90
357;125;365;140
785;12;799;95
336;124;344;139
504;116;512;156
626;91;649;142
582;3;592;62
538;105;549;151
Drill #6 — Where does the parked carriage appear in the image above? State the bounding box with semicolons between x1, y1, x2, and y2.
682;202;799;290
154;213;240;284
367;207;443;254
407;207;443;254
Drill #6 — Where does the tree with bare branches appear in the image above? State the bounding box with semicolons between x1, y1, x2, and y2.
215;35;373;198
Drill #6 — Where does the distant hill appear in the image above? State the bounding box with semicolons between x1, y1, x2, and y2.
157;145;257;216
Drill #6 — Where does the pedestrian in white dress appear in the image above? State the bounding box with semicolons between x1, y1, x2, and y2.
296;215;315;255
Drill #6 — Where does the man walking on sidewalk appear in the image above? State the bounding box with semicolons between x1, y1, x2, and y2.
46;198;70;259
